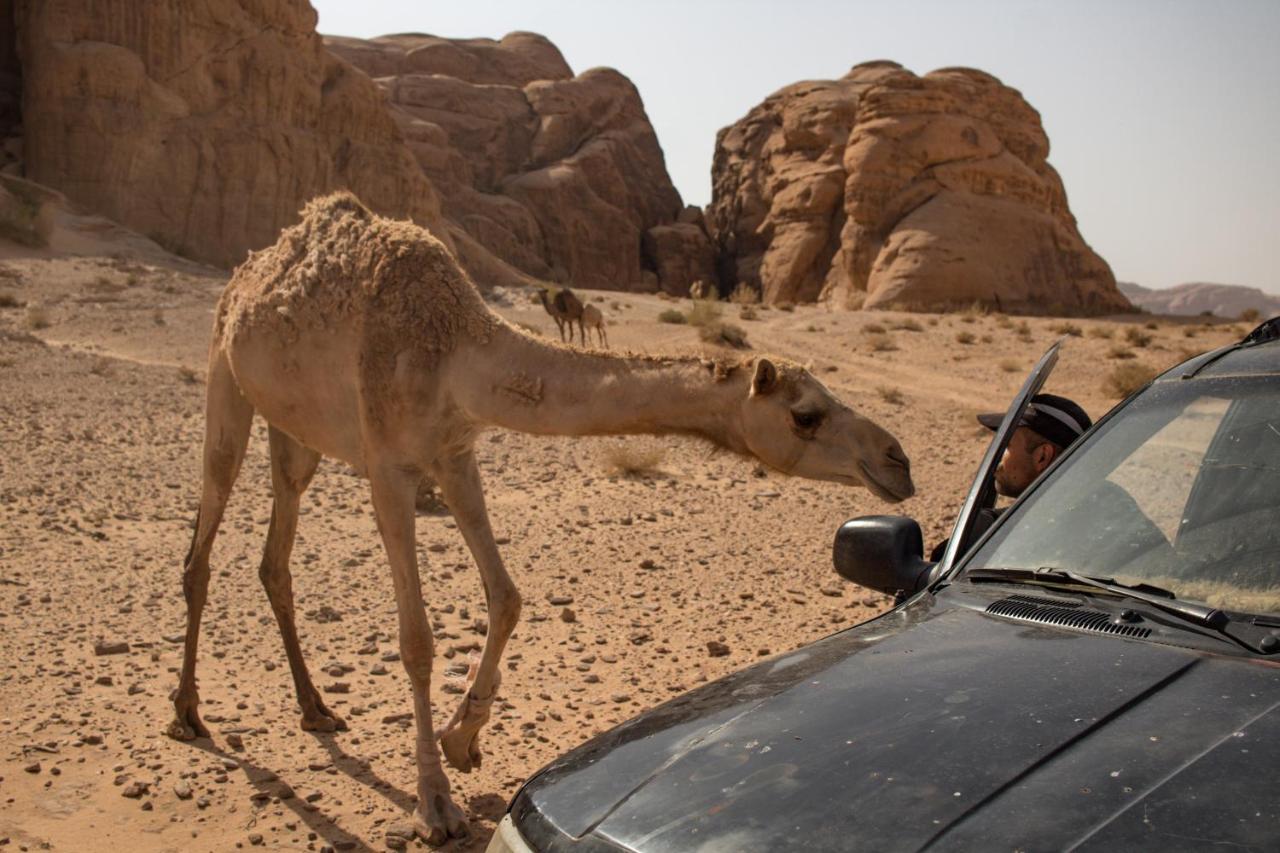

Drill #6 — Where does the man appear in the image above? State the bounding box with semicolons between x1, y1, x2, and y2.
931;393;1092;562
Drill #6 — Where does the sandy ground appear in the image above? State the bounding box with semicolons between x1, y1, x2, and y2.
0;236;1250;852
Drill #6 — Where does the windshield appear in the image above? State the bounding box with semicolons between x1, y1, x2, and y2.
963;375;1280;615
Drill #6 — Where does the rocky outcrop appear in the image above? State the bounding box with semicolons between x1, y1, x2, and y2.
1119;282;1280;319
327;32;708;294
15;0;453;268
710;61;1129;314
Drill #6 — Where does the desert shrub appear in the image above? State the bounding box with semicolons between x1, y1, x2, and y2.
981;334;993;343
1088;326;1114;339
776;301;795;312
1144;321;1159;330
728;282;760;304
928;317;940;327
23;303;49;330
1182;327;1198;338
960;313;977;325
686;300;722;327
1105;363;1157;398
955;331;976;345
0;178;55;248
866;333;898;352
0;291;20;308
863;322;887;334
178;366;200;384
699;322;750;348
891;318;924;332
1050;322;1083;337
89;357;112;377
1124;327;1153;348
962;301;989;319
1107;345;1136;360
994;314;1014;329
602;443;666;478
877;386;904;405
805;324;822;333
1240;308;1261;322
658;309;687;324
738;305;758;321
999;358;1022;373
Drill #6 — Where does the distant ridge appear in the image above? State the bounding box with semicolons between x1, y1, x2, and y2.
1118;281;1280;319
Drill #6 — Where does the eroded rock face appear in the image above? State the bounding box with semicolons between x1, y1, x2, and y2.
328;33;706;293
16;0;452;268
710;61;1130;313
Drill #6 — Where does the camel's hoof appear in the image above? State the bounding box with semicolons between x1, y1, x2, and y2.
439;725;483;773
301;709;348;733
413;798;469;847
166;707;210;741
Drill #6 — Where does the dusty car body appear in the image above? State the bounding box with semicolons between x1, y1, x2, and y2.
490;320;1280;852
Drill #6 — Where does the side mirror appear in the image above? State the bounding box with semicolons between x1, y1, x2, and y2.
833;516;934;597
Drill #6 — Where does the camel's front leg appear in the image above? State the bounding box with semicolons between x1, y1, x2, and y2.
370;464;469;844
432;450;521;773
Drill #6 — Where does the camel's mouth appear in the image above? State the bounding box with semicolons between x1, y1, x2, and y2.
855;462;914;503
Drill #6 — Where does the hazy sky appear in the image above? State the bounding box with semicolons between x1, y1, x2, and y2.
310;0;1280;295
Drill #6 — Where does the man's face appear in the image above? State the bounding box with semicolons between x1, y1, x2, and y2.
993;427;1055;498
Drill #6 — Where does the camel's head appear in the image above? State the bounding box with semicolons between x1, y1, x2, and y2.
738;358;914;502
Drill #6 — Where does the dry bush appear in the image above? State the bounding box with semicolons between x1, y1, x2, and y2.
960;313;978;325
89;357;113;377
1050;322;1083;337
658;308;687;324
23;303;49;330
738;305;758;321
729;282;760;304
686;300;722;327
1088;326;1114;339
866;333;898;352
994;314;1013;329
1108;345;1136;360
1144;321;1159;331
700;322;750;348
1124;327;1153;348
962;301;990;320
864;322;887;334
955;331;976;345
999;358;1022;373
1182;327;1198;338
1239;308;1261;323
0;291;20;308
776;301;795;312
981;334;993;343
877;386;904;405
891;318;924;332
602;443;666;478
1104;363;1157;398
928;317;940;327
178;366;200;384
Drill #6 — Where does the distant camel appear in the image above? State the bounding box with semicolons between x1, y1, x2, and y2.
537;286;584;343
166;192;914;845
582;303;608;348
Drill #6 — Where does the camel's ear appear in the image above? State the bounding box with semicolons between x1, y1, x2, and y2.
750;358;778;397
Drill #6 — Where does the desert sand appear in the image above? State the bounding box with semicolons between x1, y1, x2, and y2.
0;235;1249;851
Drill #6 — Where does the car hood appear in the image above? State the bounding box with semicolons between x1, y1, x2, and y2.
512;593;1280;852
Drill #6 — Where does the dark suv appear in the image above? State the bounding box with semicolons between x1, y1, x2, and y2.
488;319;1280;853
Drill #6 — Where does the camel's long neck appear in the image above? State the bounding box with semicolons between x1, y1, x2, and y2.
450;323;749;451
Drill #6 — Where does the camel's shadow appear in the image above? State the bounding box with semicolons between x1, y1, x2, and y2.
185;730;499;852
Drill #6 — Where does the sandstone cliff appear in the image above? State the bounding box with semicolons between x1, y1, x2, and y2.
15;0;456;269
709;61;1130;313
326;32;712;294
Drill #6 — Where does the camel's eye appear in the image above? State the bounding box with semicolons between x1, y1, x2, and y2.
791;408;824;435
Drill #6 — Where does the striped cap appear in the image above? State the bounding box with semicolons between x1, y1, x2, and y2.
977;393;1093;450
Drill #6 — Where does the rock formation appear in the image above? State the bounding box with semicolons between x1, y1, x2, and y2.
709;61;1130;314
326;32;711;294
15;0;455;269
1119;282;1280;319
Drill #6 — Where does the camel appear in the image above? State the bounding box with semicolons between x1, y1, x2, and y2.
536;285;584;343
581;302;608;348
166;192;914;845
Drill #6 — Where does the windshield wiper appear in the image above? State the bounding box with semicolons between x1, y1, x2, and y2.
968;567;1280;655
967;567;1228;629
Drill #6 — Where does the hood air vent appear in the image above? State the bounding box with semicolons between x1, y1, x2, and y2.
986;596;1152;638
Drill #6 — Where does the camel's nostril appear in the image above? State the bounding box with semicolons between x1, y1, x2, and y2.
886;445;910;471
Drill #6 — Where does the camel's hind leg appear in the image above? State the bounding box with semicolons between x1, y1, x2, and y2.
434;450;521;773
168;351;253;741
259;427;347;733
597;323;609;349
